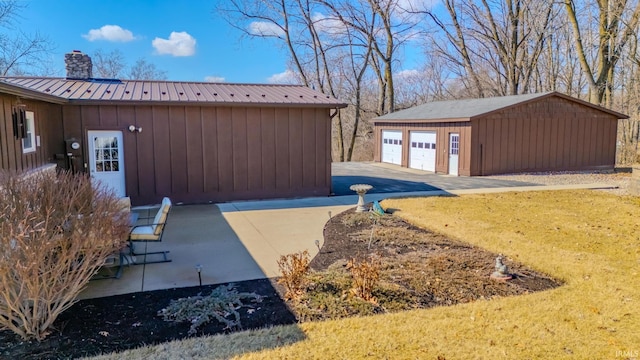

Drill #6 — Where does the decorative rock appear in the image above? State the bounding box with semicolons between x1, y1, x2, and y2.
350;184;373;213
490;255;513;281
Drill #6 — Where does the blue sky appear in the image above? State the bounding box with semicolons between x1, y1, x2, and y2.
19;0;290;83
18;0;430;84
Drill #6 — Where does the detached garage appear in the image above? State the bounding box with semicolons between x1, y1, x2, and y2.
372;92;627;176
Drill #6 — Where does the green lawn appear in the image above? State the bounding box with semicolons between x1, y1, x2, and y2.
90;190;640;359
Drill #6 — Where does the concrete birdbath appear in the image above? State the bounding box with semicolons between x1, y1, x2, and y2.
350;184;373;213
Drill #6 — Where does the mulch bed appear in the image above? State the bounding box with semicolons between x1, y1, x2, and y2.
0;279;295;360
1;207;562;359
314;209;561;306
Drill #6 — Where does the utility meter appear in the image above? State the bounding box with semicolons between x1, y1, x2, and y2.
65;138;81;156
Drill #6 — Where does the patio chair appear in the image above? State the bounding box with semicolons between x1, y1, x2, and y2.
91;252;126;280
128;197;172;264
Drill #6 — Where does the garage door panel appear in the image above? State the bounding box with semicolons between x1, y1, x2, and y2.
381;130;402;165
409;131;436;172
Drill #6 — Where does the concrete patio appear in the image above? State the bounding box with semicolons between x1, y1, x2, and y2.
79;196;357;299
79;171;616;300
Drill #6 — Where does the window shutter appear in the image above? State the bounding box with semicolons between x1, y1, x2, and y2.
12;109;18;138
19;109;27;139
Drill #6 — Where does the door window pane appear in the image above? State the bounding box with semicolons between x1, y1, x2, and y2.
94;136;120;172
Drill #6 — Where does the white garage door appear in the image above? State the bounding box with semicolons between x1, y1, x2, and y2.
409;131;437;172
381;130;403;165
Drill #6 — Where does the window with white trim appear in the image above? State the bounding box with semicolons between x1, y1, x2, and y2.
22;111;36;153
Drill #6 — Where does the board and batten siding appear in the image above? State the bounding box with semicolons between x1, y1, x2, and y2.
374;122;472;175
61;104;332;205
470;96;618;175
0;93;64;173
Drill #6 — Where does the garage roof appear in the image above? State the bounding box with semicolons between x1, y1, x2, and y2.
0;77;347;108
372;92;628;122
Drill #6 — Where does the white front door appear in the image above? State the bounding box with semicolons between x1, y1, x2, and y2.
448;133;460;176
88;130;126;197
409;131;437;172
381;130;403;165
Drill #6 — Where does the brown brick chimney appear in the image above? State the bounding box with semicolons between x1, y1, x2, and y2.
65;50;92;79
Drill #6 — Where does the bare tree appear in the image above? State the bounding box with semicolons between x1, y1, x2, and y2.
217;0;311;86
128;58;167;80
92;49;167;80
423;0;556;97
92;49;127;79
564;0;640;106
0;0;54;76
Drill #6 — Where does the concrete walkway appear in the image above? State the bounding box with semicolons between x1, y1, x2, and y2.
78;183;615;300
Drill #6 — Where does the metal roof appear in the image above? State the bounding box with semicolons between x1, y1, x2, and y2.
373;92;628;122
0;77;347;108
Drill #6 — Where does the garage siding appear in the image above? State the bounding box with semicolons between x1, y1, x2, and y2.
374;122;472;175
471;97;618;175
61;104;333;205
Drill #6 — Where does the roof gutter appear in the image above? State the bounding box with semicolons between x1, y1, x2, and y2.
371;117;471;124
0;82;68;104
67;99;349;109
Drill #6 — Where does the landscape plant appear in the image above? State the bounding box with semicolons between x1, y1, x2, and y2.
276;250;310;300
346;254;381;303
0;170;130;340
158;284;262;335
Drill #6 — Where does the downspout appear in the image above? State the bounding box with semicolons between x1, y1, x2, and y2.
329;108;340;195
480;144;484;176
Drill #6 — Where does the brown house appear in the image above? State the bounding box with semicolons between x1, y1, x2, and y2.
0;51;346;205
372;92;627;176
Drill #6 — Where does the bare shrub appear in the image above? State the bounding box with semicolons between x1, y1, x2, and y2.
277;250;310;300
0;170;130;340
347;254;381;303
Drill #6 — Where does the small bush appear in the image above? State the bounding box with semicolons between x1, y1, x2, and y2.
341;212;375;227
341;212;398;228
293;268;382;321
158;284;262;335
347;254;381;303
277;250;310;300
0;170;130;340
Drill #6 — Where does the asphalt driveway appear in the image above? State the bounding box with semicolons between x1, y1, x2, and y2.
331;162;538;196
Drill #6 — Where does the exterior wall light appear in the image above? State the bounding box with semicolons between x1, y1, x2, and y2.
128;125;142;133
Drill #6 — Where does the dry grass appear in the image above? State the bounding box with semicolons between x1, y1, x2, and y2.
89;190;640;359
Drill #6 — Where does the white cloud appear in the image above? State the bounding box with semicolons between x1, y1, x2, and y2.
82;25;135;42
267;69;299;84
152;31;196;57
204;76;225;83
248;22;284;37
395;69;421;79
401;0;440;10
312;12;347;36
